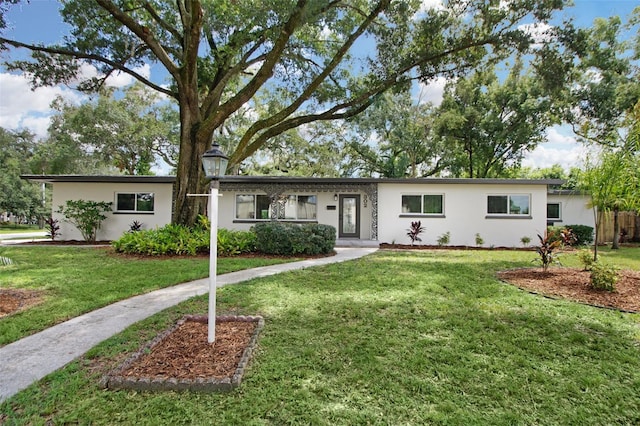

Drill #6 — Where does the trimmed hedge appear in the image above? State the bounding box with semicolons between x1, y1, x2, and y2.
253;222;336;255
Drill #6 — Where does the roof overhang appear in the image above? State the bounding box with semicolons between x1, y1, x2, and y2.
21;174;564;186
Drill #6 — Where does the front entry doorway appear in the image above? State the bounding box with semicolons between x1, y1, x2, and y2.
338;194;360;238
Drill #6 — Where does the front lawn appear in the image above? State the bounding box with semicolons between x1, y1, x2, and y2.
0;247;296;346
2;249;639;424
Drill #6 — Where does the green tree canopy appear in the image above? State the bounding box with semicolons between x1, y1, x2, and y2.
0;128;47;222
434;59;560;178
1;0;570;225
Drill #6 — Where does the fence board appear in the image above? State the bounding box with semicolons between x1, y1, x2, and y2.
597;211;638;243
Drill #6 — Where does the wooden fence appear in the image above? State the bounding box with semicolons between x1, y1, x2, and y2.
597;211;639;244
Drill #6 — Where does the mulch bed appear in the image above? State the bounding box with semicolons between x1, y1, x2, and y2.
497;267;640;313
103;315;264;392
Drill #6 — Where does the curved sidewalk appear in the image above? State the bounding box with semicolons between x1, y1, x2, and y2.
0;247;377;403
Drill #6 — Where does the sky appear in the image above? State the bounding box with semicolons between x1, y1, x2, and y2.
0;0;638;173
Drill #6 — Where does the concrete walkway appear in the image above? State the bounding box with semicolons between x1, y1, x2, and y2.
0;247;377;403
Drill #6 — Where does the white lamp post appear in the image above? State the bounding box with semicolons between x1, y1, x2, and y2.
201;141;228;343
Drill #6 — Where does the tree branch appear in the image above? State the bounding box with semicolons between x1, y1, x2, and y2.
0;37;175;97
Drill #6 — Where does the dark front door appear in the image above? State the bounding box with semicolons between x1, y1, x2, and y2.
339;194;360;238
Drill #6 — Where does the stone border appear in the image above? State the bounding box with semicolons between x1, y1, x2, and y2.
102;314;264;392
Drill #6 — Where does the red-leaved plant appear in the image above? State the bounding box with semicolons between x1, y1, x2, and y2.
406;221;425;246
536;232;562;272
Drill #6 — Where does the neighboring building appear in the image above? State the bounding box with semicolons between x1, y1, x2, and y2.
23;175;591;247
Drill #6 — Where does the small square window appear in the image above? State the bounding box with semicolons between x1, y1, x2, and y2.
547;203;561;220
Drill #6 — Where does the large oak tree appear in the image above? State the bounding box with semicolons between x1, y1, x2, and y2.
1;0;567;225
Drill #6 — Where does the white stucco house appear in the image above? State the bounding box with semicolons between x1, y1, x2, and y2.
22;175;595;247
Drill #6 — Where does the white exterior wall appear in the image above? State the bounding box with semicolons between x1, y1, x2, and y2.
219;190;372;239
52;182;173;241
547;193;594;229
377;183;550;247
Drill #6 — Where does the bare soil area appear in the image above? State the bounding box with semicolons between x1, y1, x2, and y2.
497;267;640;313
0;289;43;318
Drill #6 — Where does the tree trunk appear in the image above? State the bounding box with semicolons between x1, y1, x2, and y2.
612;208;620;249
173;93;211;226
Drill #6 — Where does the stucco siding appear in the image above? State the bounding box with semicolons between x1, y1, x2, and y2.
219;190;372;239
52;182;173;241
377;183;549;247
547;193;594;229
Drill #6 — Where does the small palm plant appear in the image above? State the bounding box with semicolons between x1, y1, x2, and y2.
406;221;425;246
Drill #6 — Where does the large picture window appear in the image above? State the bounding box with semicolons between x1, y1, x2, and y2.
487;194;530;216
401;194;444;215
235;194;317;221
116;193;154;212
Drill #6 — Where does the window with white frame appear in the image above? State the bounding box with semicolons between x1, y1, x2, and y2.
115;192;154;212
547;203;561;220
235;194;317;221
276;195;317;220
235;194;271;219
487;194;530;216
401;194;444;215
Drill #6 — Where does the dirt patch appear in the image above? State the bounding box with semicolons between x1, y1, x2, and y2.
497;267;640;313
103;315;263;392
0;289;44;318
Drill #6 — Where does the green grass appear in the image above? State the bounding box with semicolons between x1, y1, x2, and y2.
0;225;42;234
2;248;639;424
0;247;296;346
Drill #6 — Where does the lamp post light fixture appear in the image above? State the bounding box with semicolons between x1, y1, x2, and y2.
201;142;229;344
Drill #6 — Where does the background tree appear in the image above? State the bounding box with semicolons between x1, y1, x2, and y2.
1;0;570;225
347;90;449;177
0;128;47;224
434;59;560;178
563;12;640;150
580;151;640;256
39;84;178;175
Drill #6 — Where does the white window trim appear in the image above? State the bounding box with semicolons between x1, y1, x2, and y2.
486;194;531;217
114;192;155;214
547;202;562;221
234;193;318;222
400;193;445;217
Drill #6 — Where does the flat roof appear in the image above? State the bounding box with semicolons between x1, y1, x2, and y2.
22;174;564;186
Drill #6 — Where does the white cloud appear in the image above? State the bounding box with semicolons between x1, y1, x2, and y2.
0;63;154;139
0;72;83;138
416;77;448;106
522;126;591;170
518;22;553;49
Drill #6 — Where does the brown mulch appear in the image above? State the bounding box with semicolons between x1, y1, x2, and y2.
0;289;43;318
120;319;257;380
497;267;640;313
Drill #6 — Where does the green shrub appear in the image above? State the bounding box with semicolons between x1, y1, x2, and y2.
577;249;595;271
547;225;593;246
520;236;531;247
217;228;257;256
589;261;618;291
437;231;450;247
565;224;594;245
56;199;113;242
253;222;336;255
112;224;256;256
475;233;484;247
